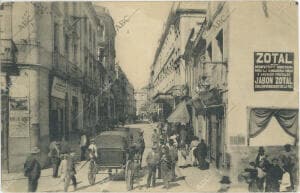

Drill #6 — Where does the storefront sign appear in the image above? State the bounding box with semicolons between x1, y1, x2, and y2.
254;52;294;91
9;97;30;137
51;77;67;99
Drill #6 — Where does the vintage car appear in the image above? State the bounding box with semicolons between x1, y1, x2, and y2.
87;129;136;189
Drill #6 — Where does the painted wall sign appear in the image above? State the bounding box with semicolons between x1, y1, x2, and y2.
9;97;30;137
254;52;294;91
51;77;67;99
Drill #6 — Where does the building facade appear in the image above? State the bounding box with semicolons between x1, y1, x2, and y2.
149;2;207;121
183;1;298;184
134;87;149;119
0;2;117;172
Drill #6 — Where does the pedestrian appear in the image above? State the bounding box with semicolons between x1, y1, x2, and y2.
49;141;61;178
157;138;166;179
160;145;172;189
280;144;297;191
24;147;41;192
196;139;209;170
217;176;231;192
58;152;77;192
88;138;98;158
151;128;160;145
168;139;178;181
179;124;187;147
80;131;87;161
136;131;145;166
244;162;258;192
280;166;292;192
146;145;160;188
265;158;283;192
255;146;266;167
256;160;266;192
189;136;200;166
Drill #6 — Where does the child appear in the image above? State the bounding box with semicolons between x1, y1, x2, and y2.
280;166;291;192
244;162;258;192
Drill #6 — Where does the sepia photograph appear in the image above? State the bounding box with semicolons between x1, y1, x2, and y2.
0;1;299;192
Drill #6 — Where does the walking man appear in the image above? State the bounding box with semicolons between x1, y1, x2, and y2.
146;145;160;188
136;131;145;166
58;152;77;192
50;141;61;178
24;147;41;192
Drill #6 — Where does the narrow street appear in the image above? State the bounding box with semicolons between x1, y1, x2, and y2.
2;122;240;192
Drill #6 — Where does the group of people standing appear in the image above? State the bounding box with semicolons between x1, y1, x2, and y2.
146;122;209;189
242;144;298;192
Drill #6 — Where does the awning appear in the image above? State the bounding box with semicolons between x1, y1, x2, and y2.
153;93;173;103
167;100;190;123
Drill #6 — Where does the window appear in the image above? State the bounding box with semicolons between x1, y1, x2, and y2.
73;43;77;63
64;34;69;59
207;42;212;61
216;29;223;58
54;23;59;52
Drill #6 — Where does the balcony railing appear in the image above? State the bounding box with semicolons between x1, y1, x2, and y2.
0;39;18;64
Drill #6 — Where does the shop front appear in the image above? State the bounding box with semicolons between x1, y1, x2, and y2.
191;88;226;169
50;77;67;141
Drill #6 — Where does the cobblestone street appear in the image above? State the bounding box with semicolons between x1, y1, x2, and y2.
2;123;248;192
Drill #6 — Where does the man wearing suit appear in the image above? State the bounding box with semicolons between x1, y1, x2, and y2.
24;147;41;192
146;145;160;188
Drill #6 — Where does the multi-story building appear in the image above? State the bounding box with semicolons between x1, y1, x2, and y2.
0;2;115;172
134;87;149;119
183;1;298;185
114;64;136;124
149;2;207;121
94;5;117;130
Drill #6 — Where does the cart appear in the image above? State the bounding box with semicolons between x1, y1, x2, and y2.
87;129;135;190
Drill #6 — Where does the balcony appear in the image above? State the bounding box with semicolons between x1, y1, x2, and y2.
199;61;227;91
0;39;19;75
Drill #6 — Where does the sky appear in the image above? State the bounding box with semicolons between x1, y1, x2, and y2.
94;2;173;90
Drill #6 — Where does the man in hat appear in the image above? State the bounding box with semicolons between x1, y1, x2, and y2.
146;145;160;188
88;138;97;158
58;152;77;192
280;144;297;191
50;141;61;178
255;146;266;167
168;139;178;181
24;147;41;192
218;176;231;192
136;131;145;166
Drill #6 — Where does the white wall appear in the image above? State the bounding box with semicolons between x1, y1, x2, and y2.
227;1;298;146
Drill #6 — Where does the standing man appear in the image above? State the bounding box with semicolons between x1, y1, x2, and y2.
280;144;297;191
168;139;178;181
58;152;77;192
88;139;98;158
24;147;41;192
50;141;61;178
255;146;266;167
196;139;208;170
136;131;145;166
146;145;160;188
80;132;87;161
151;129;160;146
